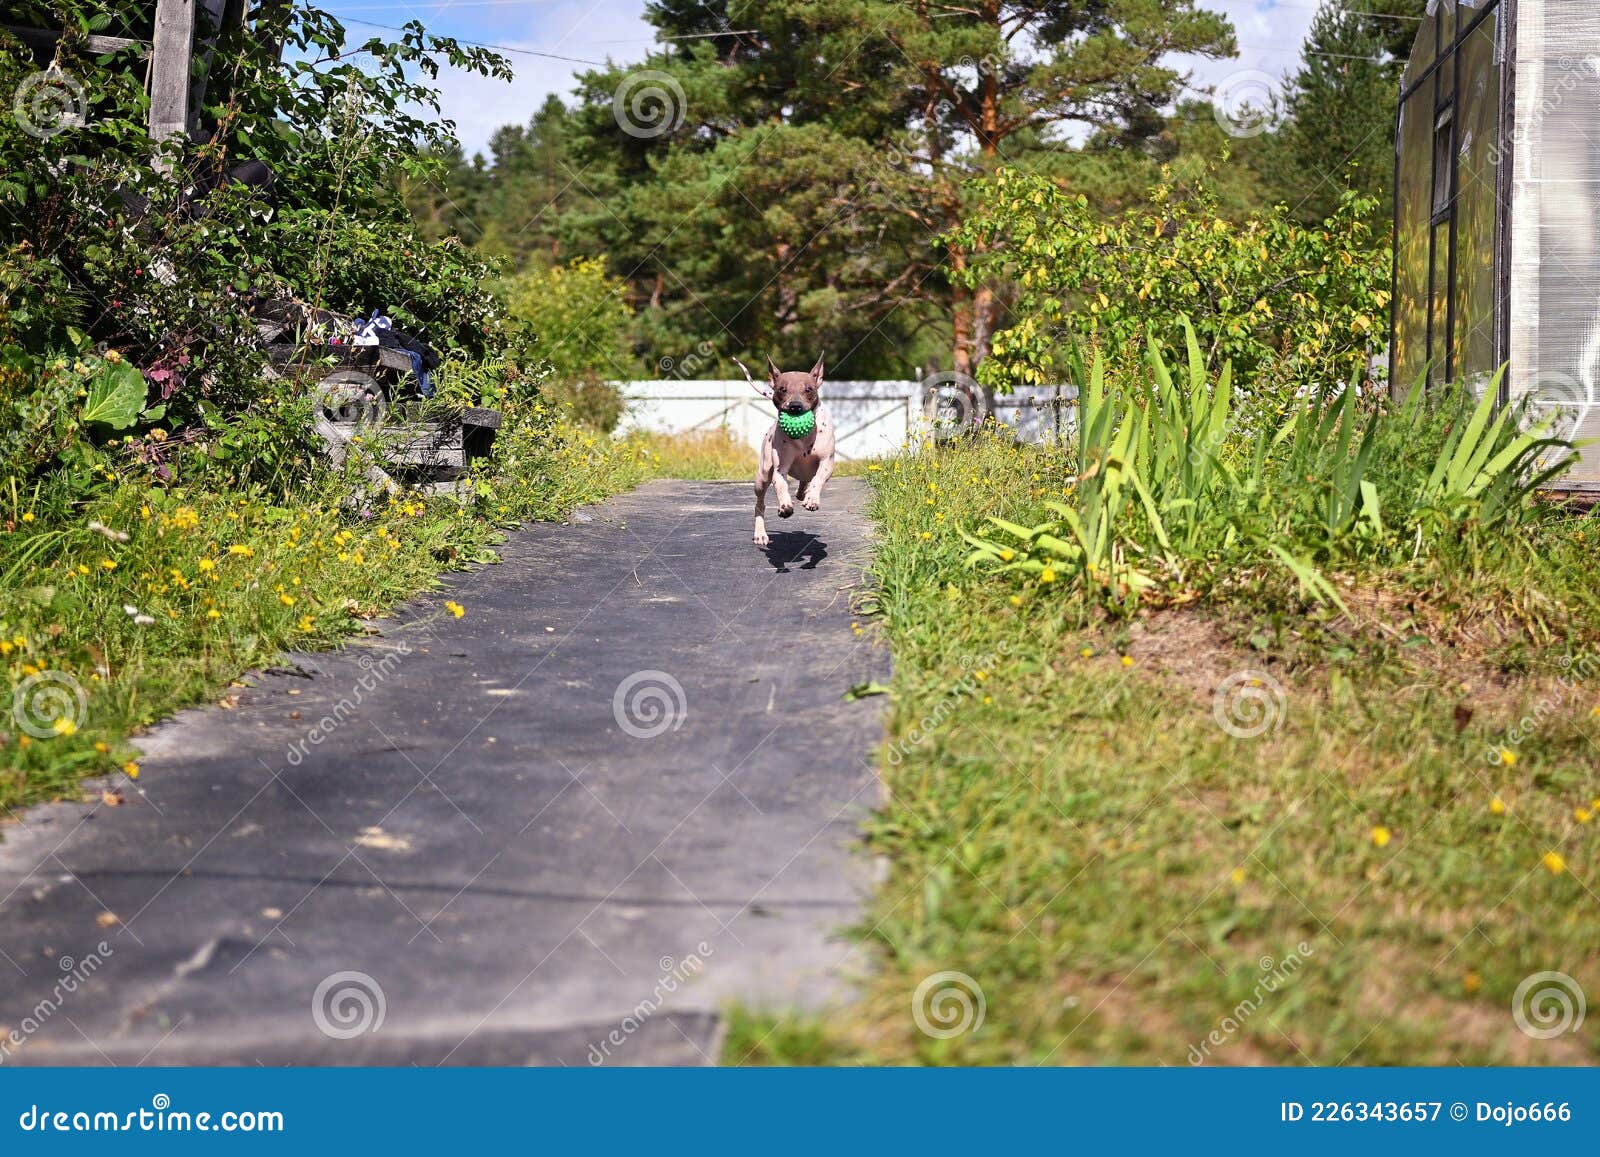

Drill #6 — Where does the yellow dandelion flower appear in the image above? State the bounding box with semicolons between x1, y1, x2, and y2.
94;741;109;754
1463;971;1482;995
1489;797;1507;816
123;761;139;779
1499;749;1517;767
228;545;254;558
1079;646;1093;659
21;512;34;522
206;609;220;620
1229;866;1246;886
1040;567;1056;583
445;601;465;619
1577;808;1593;824
1120;656;1134;668
52;717;77;737
1008;595;1022;607
1543;851;1567;875
279;593;295;607
918;531;932;541
1370;826;1392;848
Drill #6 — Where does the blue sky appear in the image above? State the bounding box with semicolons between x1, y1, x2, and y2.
317;0;1327;158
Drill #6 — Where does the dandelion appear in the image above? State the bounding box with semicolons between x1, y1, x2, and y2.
94;742;109;754
1008;595;1022;607
21;512;33;523
1040;567;1056;583
445;600;465;619
1463;971;1482;996
206;609;220;620
1489;797;1506;816
918;531;932;541
100;558;117;571
1543;850;1567;875
298;615;315;632
52;717;77;737
1576;808;1593;824
1079;647;1093;659
228;545;254;558
1498;748;1517;767
1229;866;1246;886
1370;826;1391;848
1120;656;1134;668
123;761;139;779
279;593;295;607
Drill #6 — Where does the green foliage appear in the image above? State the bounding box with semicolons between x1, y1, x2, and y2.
498;258;638;430
951;167;1393;392
962;321;1570;608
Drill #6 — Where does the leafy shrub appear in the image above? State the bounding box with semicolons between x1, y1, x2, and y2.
498;258;639;430
950;168;1392;397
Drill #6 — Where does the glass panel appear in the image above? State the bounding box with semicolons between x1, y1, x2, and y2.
1394;88;1434;392
1431;222;1452;384
1436;0;1457;48
1451;14;1500;391
1402;6;1439;92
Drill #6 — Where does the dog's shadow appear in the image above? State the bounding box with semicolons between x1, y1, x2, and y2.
762;530;828;573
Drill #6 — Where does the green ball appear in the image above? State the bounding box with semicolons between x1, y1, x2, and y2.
777;409;816;439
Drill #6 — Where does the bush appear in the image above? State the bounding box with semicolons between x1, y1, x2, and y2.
949;167;1392;398
498;258;639;430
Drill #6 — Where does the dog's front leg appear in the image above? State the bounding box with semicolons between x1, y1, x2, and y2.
802;456;833;511
753;469;771;547
772;470;794;519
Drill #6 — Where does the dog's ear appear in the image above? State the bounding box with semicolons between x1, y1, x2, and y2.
732;357;772;400
809;354;825;387
766;354;783;388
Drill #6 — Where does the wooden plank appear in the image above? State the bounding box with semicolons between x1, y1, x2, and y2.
148;0;196;143
2;26;148;54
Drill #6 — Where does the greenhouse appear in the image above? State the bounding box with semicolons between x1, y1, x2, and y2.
1392;0;1600;487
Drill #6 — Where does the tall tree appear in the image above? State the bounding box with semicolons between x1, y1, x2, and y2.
564;1;1235;374
1267;0;1426;224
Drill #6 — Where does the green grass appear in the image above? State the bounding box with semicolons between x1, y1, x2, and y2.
0;408;649;814
725;430;1600;1067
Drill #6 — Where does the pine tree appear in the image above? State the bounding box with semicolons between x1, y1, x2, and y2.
1269;0;1425;223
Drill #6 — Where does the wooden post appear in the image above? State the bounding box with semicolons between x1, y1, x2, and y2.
148;0;196;144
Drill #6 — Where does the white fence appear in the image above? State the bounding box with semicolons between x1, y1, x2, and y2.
614;380;1079;460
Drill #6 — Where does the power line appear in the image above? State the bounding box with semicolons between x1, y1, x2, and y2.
336;16;606;66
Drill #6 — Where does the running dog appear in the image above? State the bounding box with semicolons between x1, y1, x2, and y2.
734;355;835;548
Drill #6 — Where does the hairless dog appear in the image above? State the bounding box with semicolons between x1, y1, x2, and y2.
734;355;836;548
